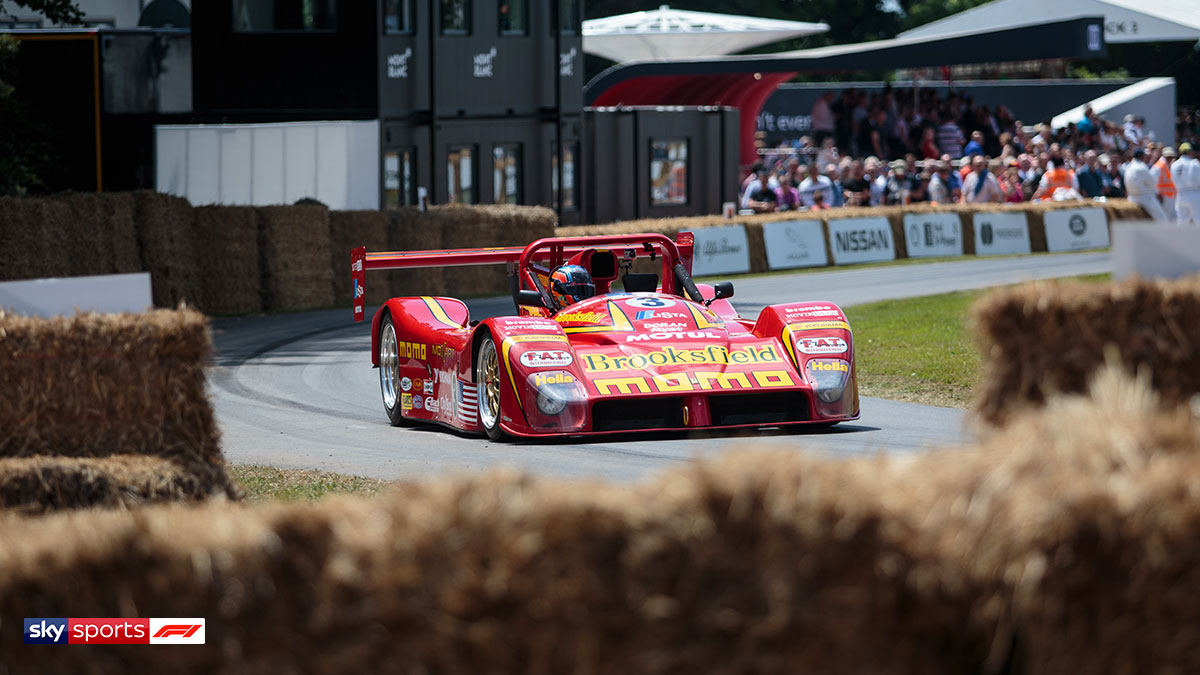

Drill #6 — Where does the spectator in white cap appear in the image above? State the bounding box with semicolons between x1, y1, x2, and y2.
1173;142;1200;225
1124;148;1168;221
1123;114;1144;147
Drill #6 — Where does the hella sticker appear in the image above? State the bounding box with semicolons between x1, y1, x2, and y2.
519;350;574;368
797;336;848;355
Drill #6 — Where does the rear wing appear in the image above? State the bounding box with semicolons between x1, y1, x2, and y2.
352;232;697;322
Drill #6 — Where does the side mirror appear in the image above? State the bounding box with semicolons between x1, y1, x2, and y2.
517;289;549;308
706;281;734;306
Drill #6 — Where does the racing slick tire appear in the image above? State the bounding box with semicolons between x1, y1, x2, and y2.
378;314;413;427
475;333;508;442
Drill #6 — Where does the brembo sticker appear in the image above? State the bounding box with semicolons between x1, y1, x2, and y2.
519;350;574;368
796;336;847;355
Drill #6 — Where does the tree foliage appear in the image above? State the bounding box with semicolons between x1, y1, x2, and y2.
0;35;48;195
0;0;84;25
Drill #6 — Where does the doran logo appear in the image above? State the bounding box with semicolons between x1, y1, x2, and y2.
520;350;573;368
797;336;847;355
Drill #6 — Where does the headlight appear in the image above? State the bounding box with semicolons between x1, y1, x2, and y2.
805;358;850;403
528;371;581;416
537;384;570;415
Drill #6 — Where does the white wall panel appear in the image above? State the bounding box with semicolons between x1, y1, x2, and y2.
283;125;318;204
251;126;286;204
218;128;252;205
185;128;220;205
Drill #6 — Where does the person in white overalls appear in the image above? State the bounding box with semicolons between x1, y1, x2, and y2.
1124;148;1169;221
1172;142;1200;225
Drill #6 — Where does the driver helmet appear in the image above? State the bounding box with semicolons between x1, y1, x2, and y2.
549;264;595;307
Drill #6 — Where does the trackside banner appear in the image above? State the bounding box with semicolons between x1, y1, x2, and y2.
903;213;963;257
827;217;895;265
352;246;366;322
1043;207;1109;252
973;212;1031;256
691;225;750;276
762;220;829;270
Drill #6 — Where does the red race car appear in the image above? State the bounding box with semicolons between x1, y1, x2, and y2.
352;232;858;439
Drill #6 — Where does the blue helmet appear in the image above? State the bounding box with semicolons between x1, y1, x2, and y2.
550;264;595;307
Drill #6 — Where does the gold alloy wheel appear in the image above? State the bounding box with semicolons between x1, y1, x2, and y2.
476;336;502;436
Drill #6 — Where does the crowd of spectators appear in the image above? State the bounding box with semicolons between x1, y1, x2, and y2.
741;88;1200;224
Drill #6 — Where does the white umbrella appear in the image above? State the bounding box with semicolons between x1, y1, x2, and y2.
584;4;830;63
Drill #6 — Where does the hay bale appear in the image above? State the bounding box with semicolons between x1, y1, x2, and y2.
0;309;223;469
971;275;1200;426
194;206;262;315
1104;198;1149;222
385;207;446;297
0;455;240;515
258;205;335;311
3;368;1200;672
329;210;391;307
0;196;72;281
47;192;142;278
433;205;556;297
132;191;202;308
0;452;988;675
948;366;1200;674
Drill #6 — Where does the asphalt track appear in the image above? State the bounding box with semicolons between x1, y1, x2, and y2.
210;252;1111;482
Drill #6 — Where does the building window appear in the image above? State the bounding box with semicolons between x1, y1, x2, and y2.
440;0;469;34
384;149;417;208
232;0;337;32
493;144;522;204
650;138;688;206
551;143;578;212
556;0;578;34
447;145;476;204
383;0;413;34
499;0;525;35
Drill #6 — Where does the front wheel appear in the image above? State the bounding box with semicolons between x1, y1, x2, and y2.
475;334;507;441
379;315;411;426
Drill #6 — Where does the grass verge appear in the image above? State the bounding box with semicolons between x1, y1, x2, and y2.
844;273;1111;408
229;465;392;502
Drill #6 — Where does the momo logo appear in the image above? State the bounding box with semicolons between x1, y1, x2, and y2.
520;350;573;368
797;336;847;355
534;372;575;387
1069;214;1087;236
397;341;426;361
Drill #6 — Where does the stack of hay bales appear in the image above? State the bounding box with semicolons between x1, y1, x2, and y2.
329;210;390;306
971;275;1200;426
0;309;240;514
131;191;203;308
48;192;142;278
257;204;334;311
436;204;557;297
194;206;262;315
384;207;445;297
2;365;1199;672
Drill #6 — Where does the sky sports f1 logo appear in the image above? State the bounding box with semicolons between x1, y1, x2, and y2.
24;618;205;644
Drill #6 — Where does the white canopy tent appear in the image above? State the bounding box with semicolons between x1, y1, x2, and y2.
583;4;829;63
899;0;1200;44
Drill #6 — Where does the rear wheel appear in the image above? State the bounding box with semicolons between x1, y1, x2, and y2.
379;315;411;426
475;334;506;441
